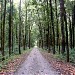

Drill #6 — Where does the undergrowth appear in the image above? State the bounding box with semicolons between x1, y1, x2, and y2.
54;48;75;63
40;47;75;64
0;48;32;70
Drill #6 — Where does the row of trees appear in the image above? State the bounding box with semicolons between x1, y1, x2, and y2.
0;0;75;63
33;0;75;62
0;0;37;61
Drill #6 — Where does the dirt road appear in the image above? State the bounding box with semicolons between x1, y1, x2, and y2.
14;47;59;75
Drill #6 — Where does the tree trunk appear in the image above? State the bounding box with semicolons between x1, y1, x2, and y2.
69;13;72;49
59;0;65;54
1;0;3;58
49;0;55;54
29;25;31;49
46;0;50;53
72;5;75;48
11;0;14;53
55;0;59;50
19;0;21;54
9;0;12;56
64;10;69;62
2;0;6;60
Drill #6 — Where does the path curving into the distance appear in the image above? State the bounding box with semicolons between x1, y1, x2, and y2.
14;47;59;75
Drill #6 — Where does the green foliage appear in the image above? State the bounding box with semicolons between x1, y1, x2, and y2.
32;0;37;5
69;48;75;63
55;48;75;63
0;48;32;70
54;53;66;61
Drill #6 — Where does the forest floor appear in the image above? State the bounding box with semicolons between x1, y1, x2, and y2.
0;47;75;75
0;49;31;75
41;49;75;75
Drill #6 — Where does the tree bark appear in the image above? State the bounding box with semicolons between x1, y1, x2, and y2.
59;0;65;54
72;5;75;48
2;0;6;60
69;13;72;49
9;0;12;56
49;0;55;54
19;0;21;54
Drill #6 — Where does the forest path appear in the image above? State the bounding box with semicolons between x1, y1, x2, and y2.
14;47;59;75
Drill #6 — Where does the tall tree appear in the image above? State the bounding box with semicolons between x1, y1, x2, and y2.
1;0;3;58
72;5;75;48
64;6;69;62
24;5;27;50
59;0;65;54
9;0;12;56
49;0;55;54
19;0;22;54
46;0;50;53
11;0;14;53
2;0;7;60
69;13;72;49
55;0;59;50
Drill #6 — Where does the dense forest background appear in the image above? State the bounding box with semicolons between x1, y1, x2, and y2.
0;0;75;65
